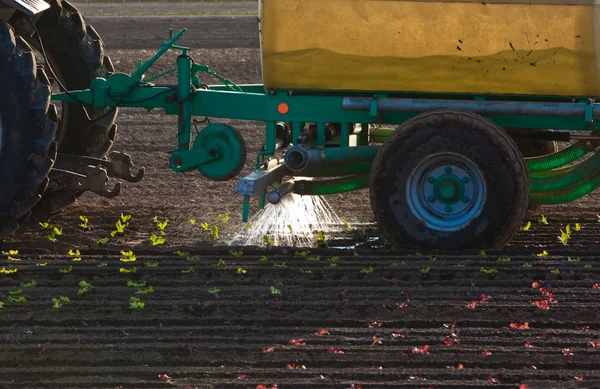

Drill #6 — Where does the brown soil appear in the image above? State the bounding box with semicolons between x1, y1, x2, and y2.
2;14;600;389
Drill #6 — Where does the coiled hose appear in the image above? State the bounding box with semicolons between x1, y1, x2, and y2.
524;140;597;172
530;172;600;204
294;173;370;196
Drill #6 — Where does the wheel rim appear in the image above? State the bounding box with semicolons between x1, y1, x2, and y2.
405;152;487;232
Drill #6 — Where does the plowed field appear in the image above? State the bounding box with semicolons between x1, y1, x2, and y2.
2;7;600;389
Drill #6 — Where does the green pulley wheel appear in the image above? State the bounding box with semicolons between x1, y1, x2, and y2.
193;123;247;181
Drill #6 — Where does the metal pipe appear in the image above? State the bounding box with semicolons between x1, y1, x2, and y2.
284;145;380;172
342;97;600;117
267;181;295;204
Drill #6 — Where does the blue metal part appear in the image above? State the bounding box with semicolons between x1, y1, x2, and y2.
406;152;486;232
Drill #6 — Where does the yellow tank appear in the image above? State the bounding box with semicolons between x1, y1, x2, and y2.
259;0;600;97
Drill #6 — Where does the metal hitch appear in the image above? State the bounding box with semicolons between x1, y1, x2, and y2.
53;151;145;183
48;167;121;199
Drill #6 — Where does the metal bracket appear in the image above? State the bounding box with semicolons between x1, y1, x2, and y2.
48;167;121;199
53;151;145;183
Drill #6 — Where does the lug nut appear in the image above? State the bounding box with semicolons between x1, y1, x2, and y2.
427;176;436;183
428;196;436;203
462;196;470;203
444;166;453;174
462;176;469;183
445;205;453;213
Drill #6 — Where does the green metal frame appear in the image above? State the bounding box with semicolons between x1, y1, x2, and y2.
51;29;600;221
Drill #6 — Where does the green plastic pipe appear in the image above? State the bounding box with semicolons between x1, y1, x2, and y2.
530;173;600;204
300;161;373;177
529;163;578;178
525;140;597;172
293;173;370;196
529;151;600;192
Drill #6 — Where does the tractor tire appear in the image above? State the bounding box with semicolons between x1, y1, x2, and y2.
13;0;118;216
0;21;57;239
369;110;529;250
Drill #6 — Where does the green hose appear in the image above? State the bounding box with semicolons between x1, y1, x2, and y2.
529;151;600;192
300;161;373;177
294;173;370;196
525;140;597;172
530;173;600;204
529;164;578;178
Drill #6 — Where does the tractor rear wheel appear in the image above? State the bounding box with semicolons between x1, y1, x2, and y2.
369;110;529;250
12;0;119;216
0;21;57;238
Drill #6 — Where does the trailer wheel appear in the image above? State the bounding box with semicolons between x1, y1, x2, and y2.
370;110;529;250
12;0;118;216
0;22;57;238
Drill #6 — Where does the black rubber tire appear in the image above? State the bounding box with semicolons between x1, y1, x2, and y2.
0;21;57;239
516;138;559;214
13;0;118;216
369;110;529;250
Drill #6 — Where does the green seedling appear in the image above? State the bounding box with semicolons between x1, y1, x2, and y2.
479;250;486;256
211;225;219;239
136;286;154;295
20;281;37;288
175;250;189;257
316;231;327;246
574;223;581;231
550;268;561;275
299;268;313;274
119;267;137;274
306;255;320;262
0;268;17;274
120;250;136;262
295;250;311;257
97;263;108;268
236;267;247;275
538;215;548;224
273;262;288;269
182;267;195;274
97;237;110;245
520;221;532;231
429;256;437;261
568;257;580;263
127;281;146;288
522;263;533;269
456;263;465;268
52;296;70;309
207;287;220;294
111;219;127;237
36;262;47;267
262;234;274;246
361;266;374;274
8;289;22;295
480;267;498;275
584;263;593;269
200;222;209;230
497;257;511;263
218;213;230;223
59;266;73;274
259;255;268;262
7;295;26;303
420;266;431;274
77;281;93;295
149;234;165;245
230;249;243;257
536;250;549;257
146;262;159;268
215;258;225;266
270;286;281;295
186;256;202;262
0;302;4;309
129;296;145;309
343;220;352;231
79;215;89;230
190;219;197;225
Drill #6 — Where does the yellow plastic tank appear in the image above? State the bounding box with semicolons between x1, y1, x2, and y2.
259;0;600;97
